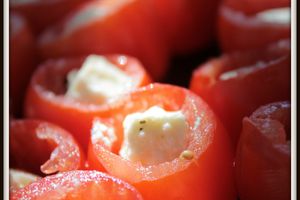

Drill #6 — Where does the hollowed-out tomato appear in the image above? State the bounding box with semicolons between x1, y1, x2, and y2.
88;83;236;200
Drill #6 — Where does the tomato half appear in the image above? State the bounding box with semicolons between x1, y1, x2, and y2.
24;54;151;150
10;13;36;117
38;0;169;80
10;170;143;200
236;101;291;200
10;0;88;34
190;39;291;145
10;119;85;175
218;0;290;52
88;83;236;200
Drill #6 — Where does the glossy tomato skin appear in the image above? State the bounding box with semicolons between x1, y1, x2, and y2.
190;40;291;145
218;0;290;52
146;0;221;55
10;170;144;200
38;0;169;80
88;83;236;200
10;0;89;34
236;101;291;200
10;119;85;175
10;13;36;117
24;55;151;151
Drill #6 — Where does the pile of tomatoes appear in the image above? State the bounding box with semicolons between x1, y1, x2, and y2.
9;0;291;199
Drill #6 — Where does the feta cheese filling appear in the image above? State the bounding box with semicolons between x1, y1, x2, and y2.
119;106;189;166
66;55;132;104
256;7;290;24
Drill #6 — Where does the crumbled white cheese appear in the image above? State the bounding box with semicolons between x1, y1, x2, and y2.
91;120;117;150
66;55;132;104
256;7;290;24
119;106;188;166
9;169;40;189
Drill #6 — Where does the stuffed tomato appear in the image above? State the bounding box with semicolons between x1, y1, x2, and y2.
10;0;88;34
218;0;290;52
38;0;169;80
25;54;151;150
10;13;36;117
10;119;85;175
88;83;236;200
10;170;143;200
190;39;291;145
236;101;291;200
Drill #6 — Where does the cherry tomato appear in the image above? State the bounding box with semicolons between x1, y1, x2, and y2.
10;119;85;175
88;83;236;200
25;54;151;150
38;0;169;80
10;170;144;200
236;101;291;200
10;13;36;117
218;0;290;52
190;39;291;145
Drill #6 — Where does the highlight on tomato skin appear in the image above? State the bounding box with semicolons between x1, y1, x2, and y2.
218;0;290;52
24;54;152;151
10;170;144;200
189;39;291;146
235;101;291;200
10;12;36;118
88;83;237;200
9;119;85;176
38;0;169;80
10;0;89;34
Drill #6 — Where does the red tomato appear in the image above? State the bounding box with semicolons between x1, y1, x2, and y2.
10;170;144;200
10;119;85;175
88;83;236;200
38;0;169;80
10;13;36;117
10;0;88;34
24;55;152;150
236;101;291;200
146;0;221;54
190;39;291;145
218;0;290;52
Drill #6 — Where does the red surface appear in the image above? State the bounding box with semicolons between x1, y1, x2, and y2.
10;170;143;200
88;83;236;200
190;39;291;146
236;101;291;200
